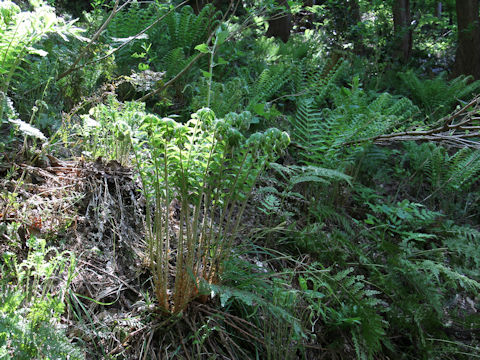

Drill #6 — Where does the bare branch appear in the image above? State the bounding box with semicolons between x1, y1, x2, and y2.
84;1;189;68
137;0;237;102
57;0;124;81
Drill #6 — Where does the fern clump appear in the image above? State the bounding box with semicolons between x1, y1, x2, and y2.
0;293;84;360
299;264;386;359
404;142;480;199
399;70;480;120
0;1;84;121
443;223;480;280
247;63;295;111
190;77;247;117
292;74;419;168
149;4;220;76
255;163;351;232
353;193;480;357
77;96;145;165
107;1;161;39
133;108;290;313
105;0;165;72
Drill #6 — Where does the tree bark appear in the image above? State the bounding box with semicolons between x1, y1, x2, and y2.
392;0;412;63
188;0;226;14
453;0;480;79
188;0;292;42
265;0;293;43
435;2;442;18
350;0;365;55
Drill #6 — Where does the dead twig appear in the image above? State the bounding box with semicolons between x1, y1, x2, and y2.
79;259;141;296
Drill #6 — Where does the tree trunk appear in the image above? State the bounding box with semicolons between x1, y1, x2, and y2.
350;0;365;55
435;2;442;18
453;0;480;79
392;0;412;63
189;0;292;42
265;0;292;43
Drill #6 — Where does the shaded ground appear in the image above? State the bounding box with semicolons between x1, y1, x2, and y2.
0;157;152;357
0;156;269;359
1;152;479;359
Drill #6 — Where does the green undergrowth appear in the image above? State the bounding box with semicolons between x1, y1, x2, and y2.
0;234;83;359
0;1;479;359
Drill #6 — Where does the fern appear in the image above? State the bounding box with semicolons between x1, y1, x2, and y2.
443;223;480;279
259;193;281;215
299;264;386;359
190;77;247;116
0;2;84;121
405;142;480;194
163;46;199;78
107;1;160;39
384;257;445;349
134;4;221;102
399;70;480;120
105;0;163;71
270;163;351;186
292;73;419;167
353;192;480;357
0;289;84;360
420;260;480;291
254;163;351;231
210;253;305;356
152;4;220;57
0;238;82;359
313;59;351;108
447;148;480;190
291;98;324;163
267;163;351;214
247;63;295;110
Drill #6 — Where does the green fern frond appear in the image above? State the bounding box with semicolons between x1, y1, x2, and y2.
270;163;351;187
399;70;480;119
300;264;386;359
447;148;480;190
420;260;480;291
313;59;351;107
291;165;351;185
164;47;188;77
406;142;480;194
190;77;246;116
0;3;84;120
247;63;294;109
446;223;480;241
107;0;160;39
444;223;480;277
291;97;331;164
292;74;418;167
163;4;219;56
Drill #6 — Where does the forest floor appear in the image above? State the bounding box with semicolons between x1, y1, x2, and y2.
1;146;480;359
1;156;150;356
1;154;285;358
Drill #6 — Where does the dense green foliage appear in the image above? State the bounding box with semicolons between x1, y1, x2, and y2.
1;236;81;359
1;0;479;359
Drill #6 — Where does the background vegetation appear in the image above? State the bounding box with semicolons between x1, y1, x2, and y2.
1;0;480;359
